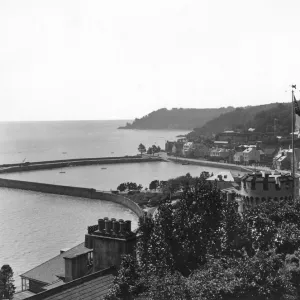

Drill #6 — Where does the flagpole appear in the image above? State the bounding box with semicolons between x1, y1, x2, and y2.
292;88;295;179
292;86;296;199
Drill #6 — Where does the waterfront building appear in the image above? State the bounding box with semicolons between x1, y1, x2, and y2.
233;151;244;164
273;148;300;171
209;148;231;161
165;141;175;153
242;147;260;164
183;142;194;156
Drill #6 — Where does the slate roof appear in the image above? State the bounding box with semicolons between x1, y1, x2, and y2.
21;243;91;284
25;267;116;300
13;290;36;300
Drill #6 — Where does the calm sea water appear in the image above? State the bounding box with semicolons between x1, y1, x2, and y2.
0;120;225;289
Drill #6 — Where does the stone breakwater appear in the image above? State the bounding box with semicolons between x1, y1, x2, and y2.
0;156;164;217
0;155;164;173
0;177;144;218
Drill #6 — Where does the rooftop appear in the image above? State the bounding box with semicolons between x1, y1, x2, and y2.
24;267;116;300
207;171;235;182
21;243;90;284
243;148;254;153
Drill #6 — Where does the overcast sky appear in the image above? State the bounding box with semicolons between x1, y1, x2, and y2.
0;0;300;121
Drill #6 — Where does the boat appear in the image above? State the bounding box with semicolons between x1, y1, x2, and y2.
59;171;66;174
182;162;190;165
101;167;107;170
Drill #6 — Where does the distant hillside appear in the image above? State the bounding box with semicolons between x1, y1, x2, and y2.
188;102;291;137
118;107;235;130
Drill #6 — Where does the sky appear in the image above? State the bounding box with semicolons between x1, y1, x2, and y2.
1;0;300;121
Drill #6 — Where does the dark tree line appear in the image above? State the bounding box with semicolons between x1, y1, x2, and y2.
106;173;300;300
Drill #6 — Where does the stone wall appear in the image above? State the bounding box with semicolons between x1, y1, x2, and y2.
0;156;163;174
0;178;144;218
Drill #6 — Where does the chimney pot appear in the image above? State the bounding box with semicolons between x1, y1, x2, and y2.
112;220;120;233
125;220;132;232
105;219;112;234
119;219;125;234
98;219;105;231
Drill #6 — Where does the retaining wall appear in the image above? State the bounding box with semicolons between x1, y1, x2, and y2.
168;157;250;172
0;178;144;218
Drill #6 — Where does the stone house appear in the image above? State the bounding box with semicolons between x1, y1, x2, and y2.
242;147;260;164
233;152;244;164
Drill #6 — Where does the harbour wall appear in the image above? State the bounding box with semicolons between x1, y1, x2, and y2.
0;156;163;174
0;178;144;218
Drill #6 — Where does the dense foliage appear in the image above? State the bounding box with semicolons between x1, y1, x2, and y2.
0;264;15;300
189;103;283;136
106;173;300;300
117;182;143;192
119;107;234;130
147;145;161;155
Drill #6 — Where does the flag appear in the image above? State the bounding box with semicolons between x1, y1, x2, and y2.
294;95;300;135
294;95;300;116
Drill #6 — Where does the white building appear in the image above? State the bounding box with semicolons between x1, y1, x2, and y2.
183;142;194;156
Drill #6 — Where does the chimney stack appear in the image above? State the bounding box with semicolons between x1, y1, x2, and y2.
85;217;137;272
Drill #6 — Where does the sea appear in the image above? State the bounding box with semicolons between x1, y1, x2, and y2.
0;120;227;289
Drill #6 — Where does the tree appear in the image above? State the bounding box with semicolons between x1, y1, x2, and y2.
0;265;15;300
147;147;153;155
149;180;159;190
117;183;127;192
117;182;142;192
138;143;146;156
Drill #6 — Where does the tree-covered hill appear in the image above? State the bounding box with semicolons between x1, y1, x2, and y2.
188;102;290;137
118;107;234;130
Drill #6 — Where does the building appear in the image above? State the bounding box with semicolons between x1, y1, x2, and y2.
214;141;229;147
17;217;136;299
171;142;184;156
233;152;244;164
16;268;116;300
273;148;300;171
216;131;277;145
207;171;242;190
165;141;175;153
182;142;194;156
223;171;299;214
209;148;231;161
242;147;260;164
